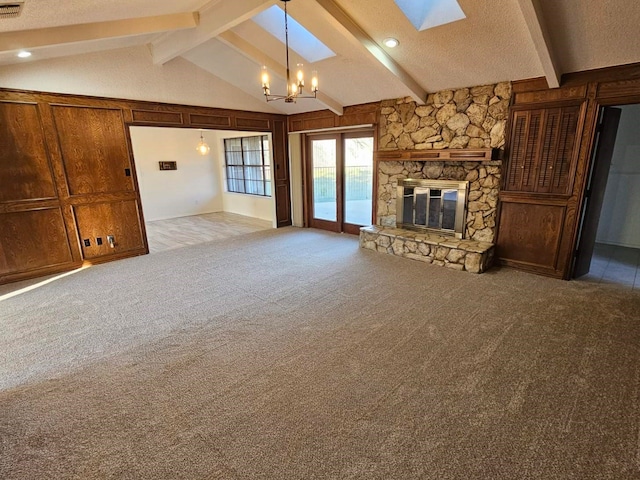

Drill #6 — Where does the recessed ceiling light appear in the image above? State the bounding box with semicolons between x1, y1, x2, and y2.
17;51;31;58
383;37;399;48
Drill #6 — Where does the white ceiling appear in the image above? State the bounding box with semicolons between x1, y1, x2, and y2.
0;0;639;115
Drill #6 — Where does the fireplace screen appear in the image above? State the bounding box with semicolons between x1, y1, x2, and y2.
397;179;469;238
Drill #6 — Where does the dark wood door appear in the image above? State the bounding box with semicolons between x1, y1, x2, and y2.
306;131;374;235
573;107;622;277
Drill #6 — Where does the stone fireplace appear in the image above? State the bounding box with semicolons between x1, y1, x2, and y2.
360;152;499;273
359;82;511;273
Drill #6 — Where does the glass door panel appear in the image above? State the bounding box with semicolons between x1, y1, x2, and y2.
343;137;373;227
311;139;337;222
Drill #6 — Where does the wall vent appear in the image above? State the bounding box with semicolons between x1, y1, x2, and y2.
0;2;24;19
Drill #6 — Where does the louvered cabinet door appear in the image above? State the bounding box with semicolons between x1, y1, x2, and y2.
505;105;582;195
536;106;581;195
504;109;542;192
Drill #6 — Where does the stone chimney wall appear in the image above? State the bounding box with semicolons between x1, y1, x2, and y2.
378;82;512;150
376;82;512;243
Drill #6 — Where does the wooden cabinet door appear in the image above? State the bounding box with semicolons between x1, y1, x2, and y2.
504;105;581;195
504;109;542;192
52;105;134;196
536;106;581;195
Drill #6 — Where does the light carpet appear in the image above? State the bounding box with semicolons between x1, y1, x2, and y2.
1;227;639;479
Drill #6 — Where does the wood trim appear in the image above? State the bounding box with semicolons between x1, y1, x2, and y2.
561;61;640;88
512;77;549;93
513;85;587;105
375;148;499;162
131;109;184;124
189;113;232;128
0;260;83;285
288;102;378;133
596;78;640;100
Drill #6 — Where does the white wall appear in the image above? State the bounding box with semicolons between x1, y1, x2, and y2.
214;131;276;225
130;126;222;222
596;105;640;248
0;45;278;113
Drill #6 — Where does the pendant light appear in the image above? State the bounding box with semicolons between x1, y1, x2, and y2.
196;131;210;155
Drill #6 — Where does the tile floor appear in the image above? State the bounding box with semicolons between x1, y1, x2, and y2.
578;243;640;290
145;212;273;254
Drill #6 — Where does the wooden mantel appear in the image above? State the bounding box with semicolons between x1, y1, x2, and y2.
375;148;502;162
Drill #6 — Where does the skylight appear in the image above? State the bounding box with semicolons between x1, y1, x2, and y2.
394;0;466;31
253;5;335;63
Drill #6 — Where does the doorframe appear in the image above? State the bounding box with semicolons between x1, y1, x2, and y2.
303;128;376;234
571;106;622;277
571;94;640;277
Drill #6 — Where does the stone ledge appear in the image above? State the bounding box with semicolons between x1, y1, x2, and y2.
359;226;494;274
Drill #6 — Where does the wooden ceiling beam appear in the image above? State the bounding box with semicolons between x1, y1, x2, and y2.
313;0;426;104
218;30;344;116
516;0;561;88
0;13;198;53
151;0;276;65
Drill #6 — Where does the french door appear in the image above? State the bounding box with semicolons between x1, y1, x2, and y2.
306;131;374;234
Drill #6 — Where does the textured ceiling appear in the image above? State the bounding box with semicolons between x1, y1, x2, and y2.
538;0;640;73
0;0;639;115
0;0;210;31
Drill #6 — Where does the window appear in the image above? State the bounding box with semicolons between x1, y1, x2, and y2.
224;135;271;196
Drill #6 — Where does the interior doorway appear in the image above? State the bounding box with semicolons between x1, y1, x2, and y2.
306;130;374;234
573;104;640;289
128;127;278;253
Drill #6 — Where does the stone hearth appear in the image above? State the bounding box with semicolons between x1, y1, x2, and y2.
360;226;495;274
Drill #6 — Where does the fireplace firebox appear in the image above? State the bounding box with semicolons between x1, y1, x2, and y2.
396;179;469;238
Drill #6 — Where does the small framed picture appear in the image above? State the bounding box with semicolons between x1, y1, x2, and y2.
159;161;177;171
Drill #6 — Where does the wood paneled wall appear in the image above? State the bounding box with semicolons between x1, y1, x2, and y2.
0;89;289;284
288;103;378;133
497;63;640;278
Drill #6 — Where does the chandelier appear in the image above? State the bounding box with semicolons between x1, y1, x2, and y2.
261;0;318;103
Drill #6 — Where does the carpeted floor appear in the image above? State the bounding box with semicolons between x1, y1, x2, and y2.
1;227;639;479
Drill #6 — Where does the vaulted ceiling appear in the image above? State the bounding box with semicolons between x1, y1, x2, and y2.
1;0;639;115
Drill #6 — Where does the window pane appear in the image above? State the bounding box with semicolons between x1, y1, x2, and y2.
226;151;243;166
312;139;337;221
244;150;262;166
225;138;241;151
223;135;272;197
242;136;262;152
246;180;264;196
344;136;373;226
